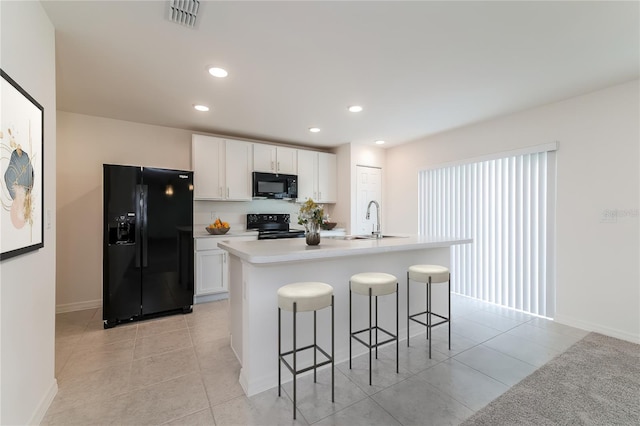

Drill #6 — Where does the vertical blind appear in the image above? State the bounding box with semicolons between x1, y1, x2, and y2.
418;147;556;317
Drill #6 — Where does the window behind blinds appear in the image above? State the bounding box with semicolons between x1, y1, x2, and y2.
418;145;557;317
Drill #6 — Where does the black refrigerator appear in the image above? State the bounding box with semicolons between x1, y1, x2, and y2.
103;164;194;328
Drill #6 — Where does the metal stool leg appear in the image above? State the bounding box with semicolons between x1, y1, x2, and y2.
375;295;378;360
448;273;451;351
428;277;432;359
349;283;352;369
407;272;410;347
396;282;399;373
278;307;281;397
331;294;335;403
313;310;317;383
293;302;297;420
426;277;429;341
368;286;372;386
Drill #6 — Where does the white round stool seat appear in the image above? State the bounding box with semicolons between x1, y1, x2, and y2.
278;282;333;312
408;264;449;284
350;272;397;296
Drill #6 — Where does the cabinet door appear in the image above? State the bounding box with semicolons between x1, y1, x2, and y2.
317;152;337;203
195;249;228;295
225;140;252;200
296;149;317;201
253;143;276;172
192;135;224;200
276;147;297;174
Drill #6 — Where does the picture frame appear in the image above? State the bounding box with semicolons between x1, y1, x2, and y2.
0;69;44;260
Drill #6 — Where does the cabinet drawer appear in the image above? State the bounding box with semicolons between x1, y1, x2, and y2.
195;235;257;251
195;238;223;251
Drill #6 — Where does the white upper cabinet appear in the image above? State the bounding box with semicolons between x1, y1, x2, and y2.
317;152;337;203
296;151;337;203
192;135;252;201
252;143;276;173
225;140;252;200
296;149;317;202
253;143;297;175
275;147;297;174
192;135;224;200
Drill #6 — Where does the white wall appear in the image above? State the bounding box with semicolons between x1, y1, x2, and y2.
57;112;192;311
0;1;58;423
386;80;640;343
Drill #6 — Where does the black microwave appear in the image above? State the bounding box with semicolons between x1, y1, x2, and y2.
252;172;298;199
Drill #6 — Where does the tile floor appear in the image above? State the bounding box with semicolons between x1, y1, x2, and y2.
43;295;589;425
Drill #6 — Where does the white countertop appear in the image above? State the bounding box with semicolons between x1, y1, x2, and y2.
193;228;259;239
217;235;471;264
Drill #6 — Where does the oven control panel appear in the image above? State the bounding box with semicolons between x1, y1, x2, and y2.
247;213;290;228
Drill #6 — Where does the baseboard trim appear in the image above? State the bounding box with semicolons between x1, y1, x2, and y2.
56;299;102;314
194;292;229;304
28;378;58;425
57;293;231;313
554;314;640;344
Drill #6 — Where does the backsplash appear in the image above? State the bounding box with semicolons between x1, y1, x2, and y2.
194;199;336;230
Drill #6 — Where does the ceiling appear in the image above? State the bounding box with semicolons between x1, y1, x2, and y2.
42;1;639;149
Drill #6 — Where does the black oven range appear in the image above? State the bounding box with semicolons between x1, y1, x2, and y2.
247;213;305;240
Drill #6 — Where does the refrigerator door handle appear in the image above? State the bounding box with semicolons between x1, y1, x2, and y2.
141;185;149;268
135;185;143;268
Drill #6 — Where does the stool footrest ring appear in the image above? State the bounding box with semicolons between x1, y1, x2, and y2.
409;310;449;329
281;358;333;376
409;317;449;329
352;334;397;349
279;344;333;375
409;310;449;322
351;325;397;350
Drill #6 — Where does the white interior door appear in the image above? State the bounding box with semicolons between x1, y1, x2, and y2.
356;166;382;235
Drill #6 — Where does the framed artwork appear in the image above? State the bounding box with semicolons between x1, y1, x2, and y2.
0;69;44;260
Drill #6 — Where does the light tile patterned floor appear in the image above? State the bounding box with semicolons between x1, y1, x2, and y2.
43;295;589;425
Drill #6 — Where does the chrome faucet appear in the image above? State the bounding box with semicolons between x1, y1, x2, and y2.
366;200;382;239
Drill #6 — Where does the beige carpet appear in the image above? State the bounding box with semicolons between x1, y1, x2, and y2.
462;332;640;425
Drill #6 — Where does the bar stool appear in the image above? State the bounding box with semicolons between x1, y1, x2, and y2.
349;272;398;386
278;282;334;420
407;264;451;358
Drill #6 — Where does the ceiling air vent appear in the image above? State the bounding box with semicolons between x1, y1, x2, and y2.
168;0;200;28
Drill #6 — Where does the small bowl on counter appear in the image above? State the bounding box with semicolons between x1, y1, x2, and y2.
321;222;337;230
205;226;230;235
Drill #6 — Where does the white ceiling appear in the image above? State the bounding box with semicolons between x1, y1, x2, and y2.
42;1;639;149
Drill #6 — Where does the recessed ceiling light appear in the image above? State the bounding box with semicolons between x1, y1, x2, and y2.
375;140;385;145
309;127;321;133
348;105;363;113
193;104;209;112
208;67;228;78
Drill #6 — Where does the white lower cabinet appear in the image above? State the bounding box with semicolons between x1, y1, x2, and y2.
194;235;257;302
195;248;228;296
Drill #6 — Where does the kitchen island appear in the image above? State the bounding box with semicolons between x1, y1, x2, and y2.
218;235;471;396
